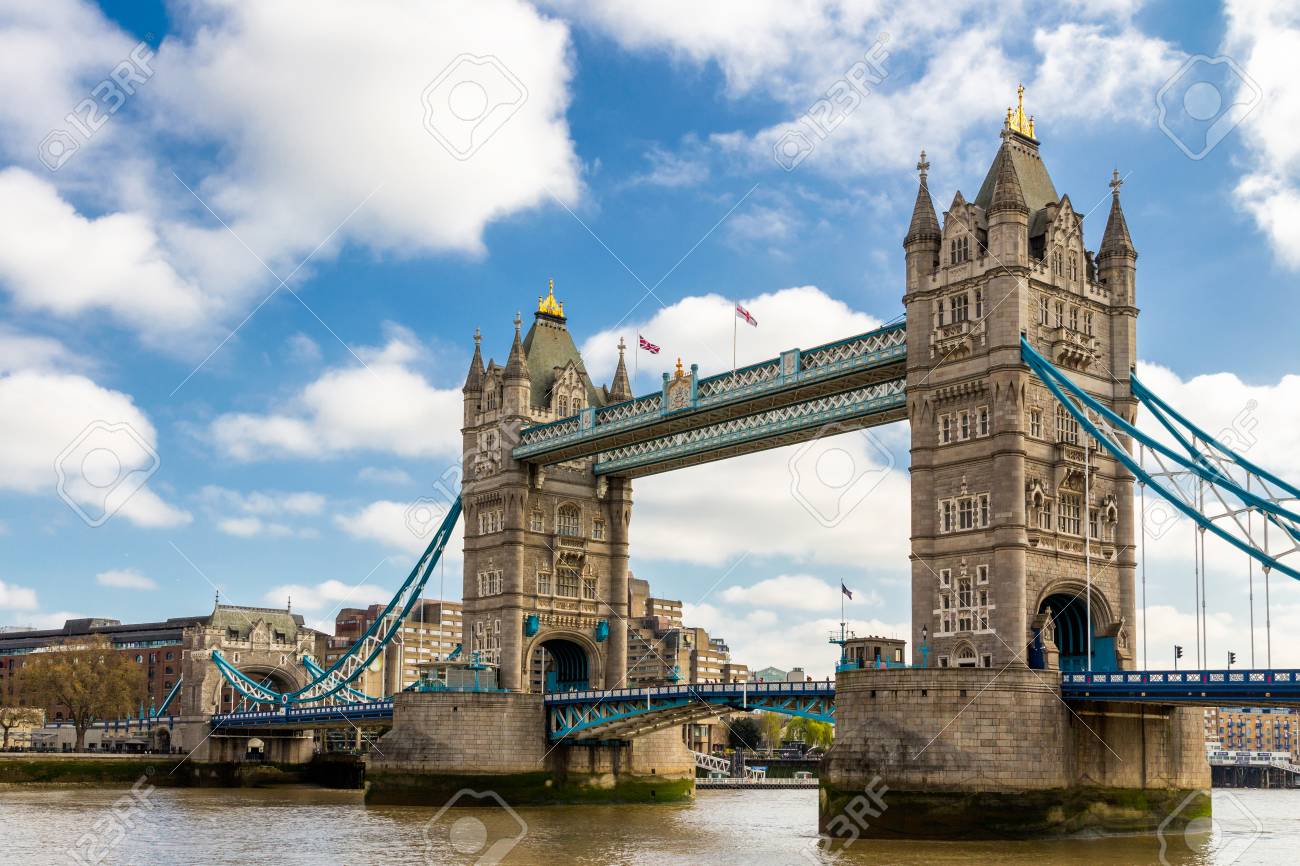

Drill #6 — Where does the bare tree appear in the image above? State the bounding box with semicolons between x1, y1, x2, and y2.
22;636;144;750
0;706;43;749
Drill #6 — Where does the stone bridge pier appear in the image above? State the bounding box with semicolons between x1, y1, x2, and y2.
365;691;695;805
822;668;1208;838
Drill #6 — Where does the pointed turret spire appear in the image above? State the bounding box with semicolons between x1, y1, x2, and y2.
609;336;632;402
1099;169;1136;258
504;312;528;380
904;150;941;247
463;327;485;393
987;143;1028;216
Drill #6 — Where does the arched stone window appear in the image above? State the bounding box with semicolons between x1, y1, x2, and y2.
556;504;580;537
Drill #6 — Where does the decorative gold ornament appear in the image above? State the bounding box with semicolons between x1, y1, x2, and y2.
538;278;565;317
1006;83;1035;138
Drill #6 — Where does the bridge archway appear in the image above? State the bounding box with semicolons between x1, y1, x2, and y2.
527;633;597;694
213;666;299;713
1037;589;1110;673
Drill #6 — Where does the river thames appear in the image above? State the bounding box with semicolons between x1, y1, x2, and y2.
1;785;1294;864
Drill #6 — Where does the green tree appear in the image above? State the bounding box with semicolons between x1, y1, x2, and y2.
0;706;43;749
23;637;144;750
727;716;762;750
759;711;786;749
785;716;834;751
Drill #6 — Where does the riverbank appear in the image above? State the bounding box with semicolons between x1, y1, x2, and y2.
0;753;364;788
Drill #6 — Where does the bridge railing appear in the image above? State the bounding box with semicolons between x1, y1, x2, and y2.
543;679;836;705
211;699;395;725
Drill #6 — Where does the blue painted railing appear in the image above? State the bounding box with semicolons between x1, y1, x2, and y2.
1062;669;1300;704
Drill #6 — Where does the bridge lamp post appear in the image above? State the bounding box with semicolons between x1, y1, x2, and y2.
920;625;929;668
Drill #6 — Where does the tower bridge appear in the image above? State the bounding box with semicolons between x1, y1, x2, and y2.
175;92;1300;836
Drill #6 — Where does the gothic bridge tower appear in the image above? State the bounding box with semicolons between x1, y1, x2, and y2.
903;89;1140;671
460;283;633;692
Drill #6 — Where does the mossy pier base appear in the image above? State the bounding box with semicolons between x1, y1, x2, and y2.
365;691;695;805
822;667;1210;839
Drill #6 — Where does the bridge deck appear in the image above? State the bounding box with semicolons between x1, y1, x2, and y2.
512;323;906;475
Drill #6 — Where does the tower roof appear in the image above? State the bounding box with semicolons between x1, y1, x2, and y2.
986;142;1029;216
521;284;605;409
504;313;528;381
904;150;941;247
1100;169;1136;257
975;87;1057;229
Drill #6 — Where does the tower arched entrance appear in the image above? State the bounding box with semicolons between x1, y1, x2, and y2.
531;637;591;693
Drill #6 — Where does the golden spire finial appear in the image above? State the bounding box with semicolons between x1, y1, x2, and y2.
537;278;564;317
674;357;684;379
1006;83;1034;138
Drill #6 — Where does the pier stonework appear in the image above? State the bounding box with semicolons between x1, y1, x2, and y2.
823;668;1208;837
366;691;694;805
823;96;1208;838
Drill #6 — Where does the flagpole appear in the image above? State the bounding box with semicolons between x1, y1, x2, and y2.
732;301;737;373
634;335;638;385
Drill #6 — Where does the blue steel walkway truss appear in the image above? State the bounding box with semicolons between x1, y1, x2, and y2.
544;681;836;741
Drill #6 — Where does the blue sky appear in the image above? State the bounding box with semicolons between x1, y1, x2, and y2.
2;1;1299;675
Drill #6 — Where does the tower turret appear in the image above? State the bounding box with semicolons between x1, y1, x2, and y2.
502;312;530;415
986;140;1029;265
463;327;485;426
1098;169;1137;305
609;337;632;402
903;150;941;291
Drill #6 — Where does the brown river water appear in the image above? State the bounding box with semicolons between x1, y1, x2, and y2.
1;786;1295;865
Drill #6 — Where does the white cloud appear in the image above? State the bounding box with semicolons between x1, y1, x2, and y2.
719;574;881;611
95;568;156;590
335;499;463;563
1226;1;1300;269
199;486;326;516
686;600;907;679
0;169;210;339
627;142;709;188
150;0;580;258
581;286;884;389
0;579;39;610
556;2;1182;180
0;0;582;346
0;325;89;375
286;333;323;365
0;369;190;528
217;516;293;538
261;578;392;612
210;330;462;461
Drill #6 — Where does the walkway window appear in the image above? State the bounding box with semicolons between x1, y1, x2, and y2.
556;505;580;537
1058;494;1082;535
556;566;580;598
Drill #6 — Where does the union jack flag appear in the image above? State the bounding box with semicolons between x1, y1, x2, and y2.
638;335;660;354
735;302;758;327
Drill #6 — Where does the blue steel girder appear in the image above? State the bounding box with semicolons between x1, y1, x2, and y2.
545;682;836;741
1062;669;1300;707
594;379;905;478
513;322;906;469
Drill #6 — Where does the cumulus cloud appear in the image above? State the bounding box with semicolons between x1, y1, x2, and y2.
209;329;462;461
261;578;392;612
719;574;882;611
0;369;190;528
0;325;91;375
95;568;157;590
334;499;463;562
0;169;209;337
581;285;884;389
0;0;582;347
0;579;39;610
555;2;1182;181
1226;1;1300;269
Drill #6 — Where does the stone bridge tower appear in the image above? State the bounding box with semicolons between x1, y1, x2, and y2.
903;91;1139;671
460;283;633;692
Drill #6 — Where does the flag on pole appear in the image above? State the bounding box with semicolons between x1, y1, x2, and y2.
841;582;853;600
735;302;758;327
638;335;661;354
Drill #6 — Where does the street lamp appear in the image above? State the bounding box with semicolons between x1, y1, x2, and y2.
920;624;929;668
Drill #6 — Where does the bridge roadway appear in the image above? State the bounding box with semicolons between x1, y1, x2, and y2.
512;321;906;476
207;669;1300;739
